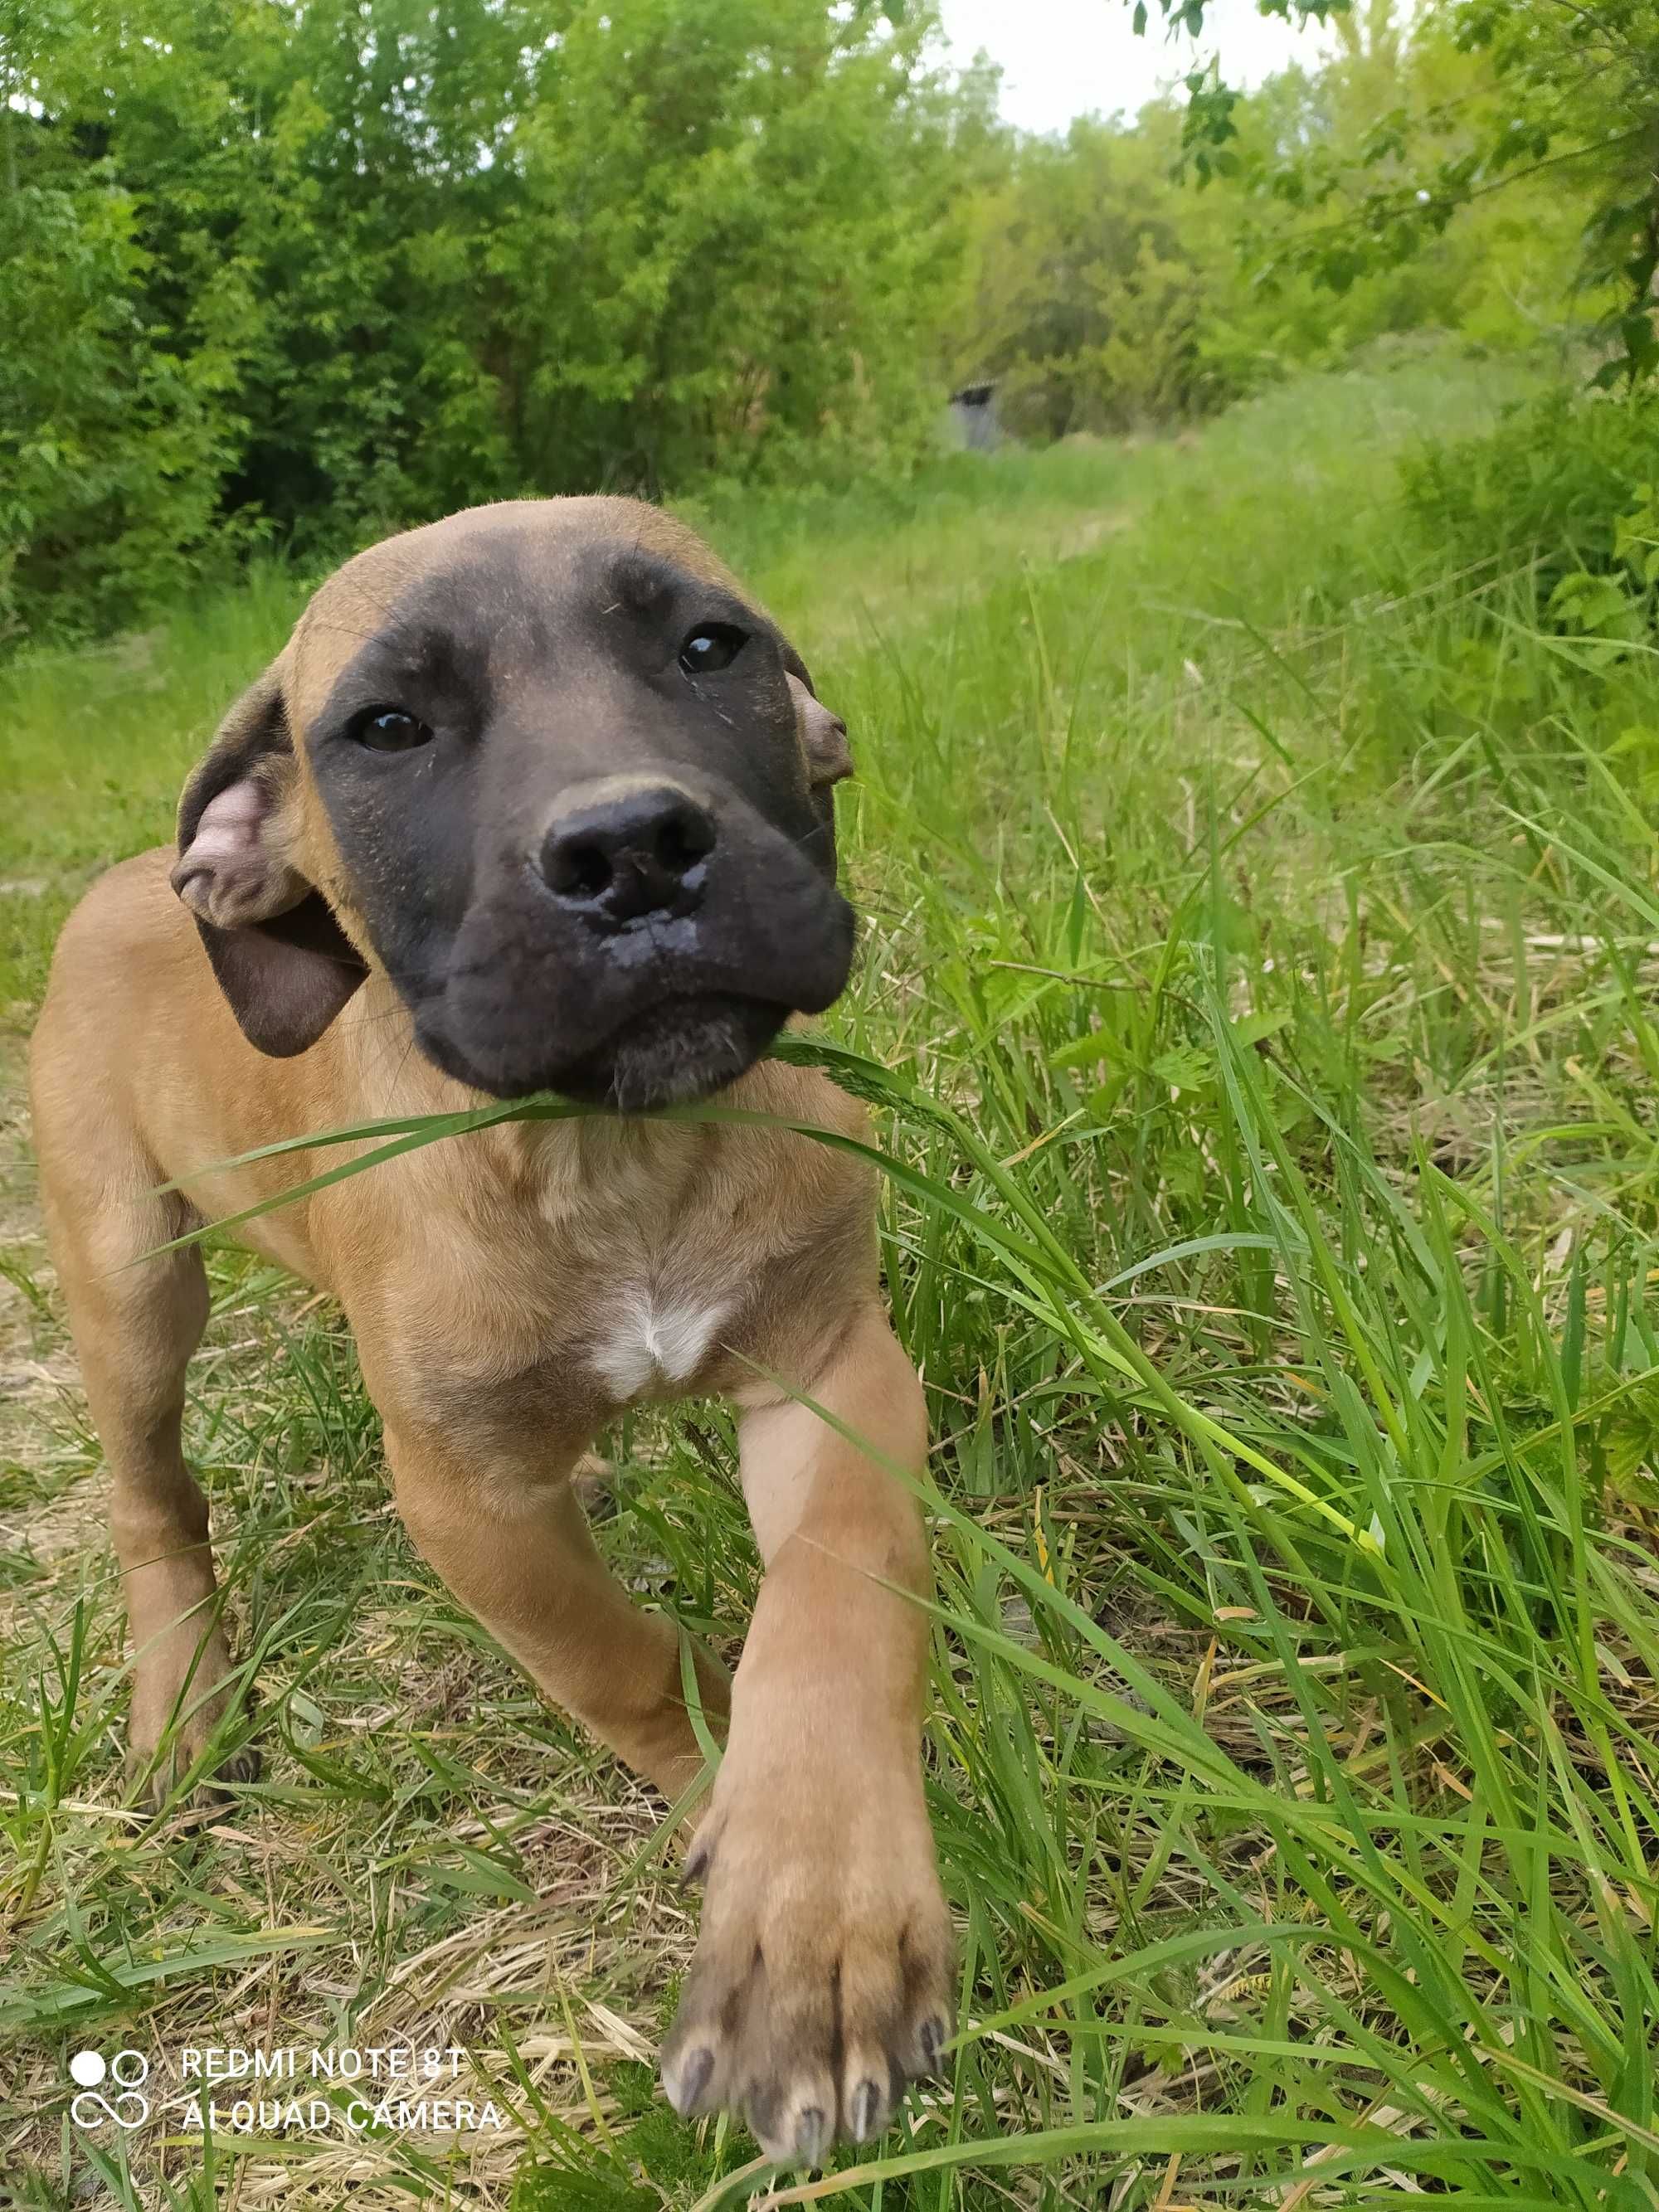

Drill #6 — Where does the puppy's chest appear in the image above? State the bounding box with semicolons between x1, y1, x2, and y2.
586;1285;736;1403
411;1200;749;1418
557;1187;747;1407
358;1124;804;1429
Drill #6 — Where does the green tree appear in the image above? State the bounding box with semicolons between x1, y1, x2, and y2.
1136;0;1659;380
946;8;1588;445
950;111;1229;437
0;0;246;640
494;0;976;493
0;0;980;643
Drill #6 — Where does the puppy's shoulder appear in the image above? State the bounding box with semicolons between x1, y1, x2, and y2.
37;846;197;1019
724;1056;876;1216
709;1056;878;1292
62;842;180;921
732;1055;873;1146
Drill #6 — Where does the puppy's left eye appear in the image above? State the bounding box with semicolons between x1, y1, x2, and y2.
679;623;747;676
347;706;434;753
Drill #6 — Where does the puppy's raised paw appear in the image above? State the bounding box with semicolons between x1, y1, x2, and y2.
660;1756;953;2161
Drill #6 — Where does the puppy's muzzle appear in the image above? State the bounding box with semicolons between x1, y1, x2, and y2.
540;777;717;931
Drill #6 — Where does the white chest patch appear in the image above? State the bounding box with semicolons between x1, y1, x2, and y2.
591;1292;732;1403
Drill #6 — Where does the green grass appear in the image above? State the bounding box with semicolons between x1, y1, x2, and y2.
7;342;1659;2208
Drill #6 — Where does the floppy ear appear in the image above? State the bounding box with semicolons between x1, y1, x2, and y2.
173;670;367;1057
785;670;853;789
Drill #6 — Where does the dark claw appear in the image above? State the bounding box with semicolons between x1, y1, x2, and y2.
918;2015;948;2074
850;2077;883;2142
794;2105;829;2165
682;1836;713;1886
670;2046;713;2115
746;2079;783;2147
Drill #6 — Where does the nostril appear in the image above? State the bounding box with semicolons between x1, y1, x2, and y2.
540;784;717;922
546;835;615;902
654;806;715;877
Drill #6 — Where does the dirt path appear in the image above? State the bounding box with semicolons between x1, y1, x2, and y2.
800;501;1135;654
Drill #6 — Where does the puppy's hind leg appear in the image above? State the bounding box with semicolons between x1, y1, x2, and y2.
33;1116;256;1805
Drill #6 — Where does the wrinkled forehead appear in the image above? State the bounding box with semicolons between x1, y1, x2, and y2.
285;498;764;726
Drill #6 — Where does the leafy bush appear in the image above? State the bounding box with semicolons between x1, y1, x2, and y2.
0;182;241;647
1548;479;1659;646
2;0;980;649
1399;382;1659;604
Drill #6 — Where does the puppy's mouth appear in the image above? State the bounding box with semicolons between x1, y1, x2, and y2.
556;990;789;1112
420;989;789;1112
411;828;856;1109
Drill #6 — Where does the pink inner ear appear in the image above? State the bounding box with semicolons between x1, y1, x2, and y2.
786;673;854;786
173;775;307;928
186;780;265;863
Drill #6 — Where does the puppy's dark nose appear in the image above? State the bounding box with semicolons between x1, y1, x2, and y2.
540;783;717;926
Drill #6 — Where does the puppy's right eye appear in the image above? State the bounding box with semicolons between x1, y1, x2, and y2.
347;707;433;754
679;623;747;676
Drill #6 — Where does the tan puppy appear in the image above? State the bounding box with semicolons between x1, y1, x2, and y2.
28;498;952;2163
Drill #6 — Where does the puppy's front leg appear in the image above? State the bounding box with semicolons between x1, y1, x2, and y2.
661;1306;953;2162
384;1427;728;1801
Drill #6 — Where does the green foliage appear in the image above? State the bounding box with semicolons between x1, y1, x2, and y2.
0;0;980;644
1399;382;1659;609
1136;0;1659;383
949;111;1232;435
510;2063;721;2209
4;0;1639;644
1548;479;1659;648
949;7;1588;440
0;2;246;643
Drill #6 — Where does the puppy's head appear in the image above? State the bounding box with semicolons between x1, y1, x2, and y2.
173;498;856;1110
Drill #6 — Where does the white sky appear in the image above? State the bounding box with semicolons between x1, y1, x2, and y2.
934;1;1336;133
